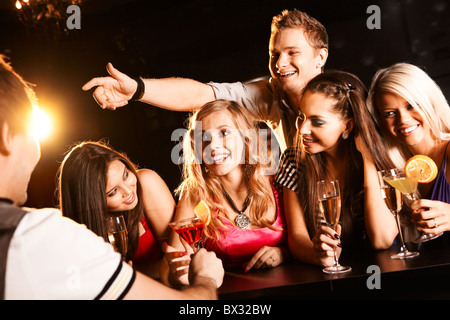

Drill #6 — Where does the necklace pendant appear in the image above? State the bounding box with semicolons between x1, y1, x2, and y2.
235;213;251;229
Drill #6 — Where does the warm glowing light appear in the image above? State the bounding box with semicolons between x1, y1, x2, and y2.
31;105;52;140
15;0;22;10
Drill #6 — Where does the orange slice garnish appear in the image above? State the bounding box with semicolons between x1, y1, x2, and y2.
405;155;438;183
194;200;211;225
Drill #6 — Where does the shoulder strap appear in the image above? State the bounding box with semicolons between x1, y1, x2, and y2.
0;202;28;300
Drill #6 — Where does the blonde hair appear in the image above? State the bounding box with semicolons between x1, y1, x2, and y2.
367;63;450;167
271;9;328;51
175;100;277;240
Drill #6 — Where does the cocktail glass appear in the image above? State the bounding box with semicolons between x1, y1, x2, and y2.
379;170;419;259
169;216;205;252
382;168;442;243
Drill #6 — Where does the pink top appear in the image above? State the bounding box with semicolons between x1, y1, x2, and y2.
203;181;287;268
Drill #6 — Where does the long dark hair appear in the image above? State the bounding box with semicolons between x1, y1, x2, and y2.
57;140;143;261
295;70;394;241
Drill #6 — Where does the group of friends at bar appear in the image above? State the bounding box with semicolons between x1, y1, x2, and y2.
1;9;449;299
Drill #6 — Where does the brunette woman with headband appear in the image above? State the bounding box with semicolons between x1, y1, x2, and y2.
275;70;398;268
58;140;175;278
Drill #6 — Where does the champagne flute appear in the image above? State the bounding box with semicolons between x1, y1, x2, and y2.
106;215;129;260
169;216;205;252
379;171;419;259
317;180;351;274
383;168;443;243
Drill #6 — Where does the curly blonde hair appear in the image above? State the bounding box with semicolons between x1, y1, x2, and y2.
175;100;278;240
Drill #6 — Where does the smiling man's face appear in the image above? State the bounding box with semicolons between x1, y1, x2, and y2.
269;28;325;101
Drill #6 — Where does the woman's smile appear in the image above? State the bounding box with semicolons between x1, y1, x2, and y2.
302;136;318;146
211;151;230;165
398;124;419;137
123;191;136;205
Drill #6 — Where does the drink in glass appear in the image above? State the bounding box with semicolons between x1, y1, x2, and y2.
169;216;205;252
383;168;442;243
379;170;419;259
319;195;341;228
384;172;419;198
106;215;129;260
380;182;402;214
317;179;351;274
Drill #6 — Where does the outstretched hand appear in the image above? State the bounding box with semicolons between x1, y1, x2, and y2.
82;63;137;110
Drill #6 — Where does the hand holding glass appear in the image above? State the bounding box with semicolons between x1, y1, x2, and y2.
383;168;442;243
169;216;205;252
106;215;128;260
317;179;351;274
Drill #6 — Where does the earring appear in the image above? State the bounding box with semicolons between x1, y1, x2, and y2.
342;132;349;140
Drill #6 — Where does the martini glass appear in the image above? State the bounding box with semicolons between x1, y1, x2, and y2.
169;216;205;252
379;171;419;259
382;168;443;243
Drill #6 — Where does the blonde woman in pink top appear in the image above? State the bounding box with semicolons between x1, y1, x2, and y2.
162;100;288;288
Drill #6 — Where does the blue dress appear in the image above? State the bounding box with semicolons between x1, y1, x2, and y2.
429;141;450;203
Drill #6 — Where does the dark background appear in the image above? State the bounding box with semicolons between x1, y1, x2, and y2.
0;0;449;208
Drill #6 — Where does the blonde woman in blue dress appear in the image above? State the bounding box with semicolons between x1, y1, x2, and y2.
367;63;450;238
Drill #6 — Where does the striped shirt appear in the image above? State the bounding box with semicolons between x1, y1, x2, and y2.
275;147;367;244
274;147;300;192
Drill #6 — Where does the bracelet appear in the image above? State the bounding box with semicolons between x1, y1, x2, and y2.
129;77;145;101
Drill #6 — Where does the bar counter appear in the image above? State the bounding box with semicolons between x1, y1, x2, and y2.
218;233;450;299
